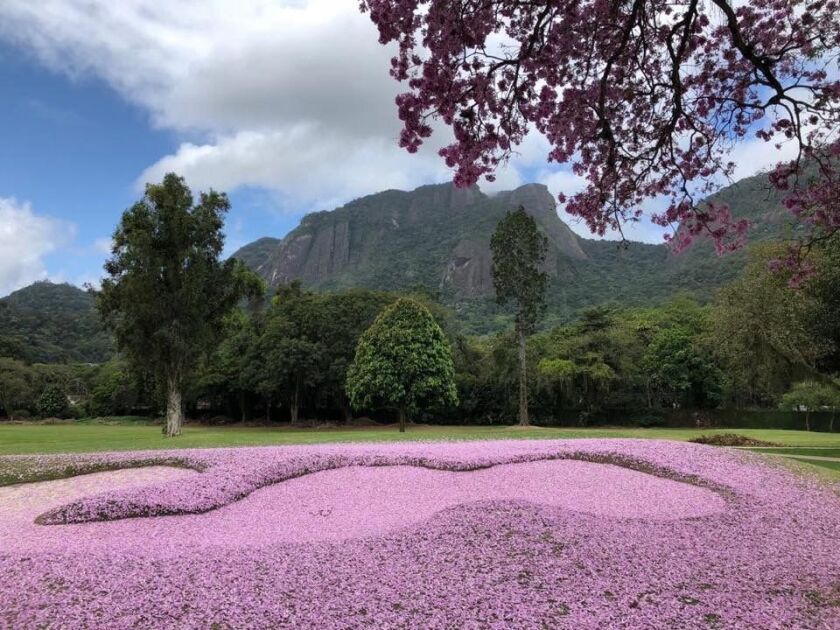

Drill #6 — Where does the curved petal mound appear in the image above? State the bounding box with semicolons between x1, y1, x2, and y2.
29;440;730;525
1;439;838;629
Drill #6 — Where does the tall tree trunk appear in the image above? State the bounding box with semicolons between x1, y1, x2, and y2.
240;391;247;423
398;406;406;433
165;372;183;437
341;395;352;424
265;394;271;423
290;378;300;425
830;406;835;433
517;326;529;426
805;410;811;432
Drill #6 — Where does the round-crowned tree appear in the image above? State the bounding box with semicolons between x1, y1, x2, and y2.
346;298;458;432
36;384;69;418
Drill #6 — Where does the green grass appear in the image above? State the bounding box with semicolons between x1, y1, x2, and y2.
773;458;840;483
746;447;840;484
800;460;840;473
748;447;840;458
1;422;839;455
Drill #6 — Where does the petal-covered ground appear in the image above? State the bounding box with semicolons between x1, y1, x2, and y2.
1;439;839;628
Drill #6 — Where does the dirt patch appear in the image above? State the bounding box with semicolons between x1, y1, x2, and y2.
689;433;782;447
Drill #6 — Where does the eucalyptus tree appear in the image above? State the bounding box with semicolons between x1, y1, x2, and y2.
98;173;257;436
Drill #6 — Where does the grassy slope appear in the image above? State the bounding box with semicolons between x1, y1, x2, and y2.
2;423;840;455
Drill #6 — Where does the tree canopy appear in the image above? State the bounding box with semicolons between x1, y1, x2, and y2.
361;0;840;264
346;298;458;431
97;173;259;436
491;207;548;425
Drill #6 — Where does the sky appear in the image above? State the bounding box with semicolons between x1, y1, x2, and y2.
0;0;796;297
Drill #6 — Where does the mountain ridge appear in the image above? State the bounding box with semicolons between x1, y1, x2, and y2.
233;171;797;329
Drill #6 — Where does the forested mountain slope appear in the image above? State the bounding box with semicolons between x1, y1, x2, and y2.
0;282;112;363
234;170;793;327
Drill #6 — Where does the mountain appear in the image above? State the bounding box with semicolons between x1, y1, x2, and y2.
235;183;586;297
0;282;113;363
234;170;794;329
233;236;281;272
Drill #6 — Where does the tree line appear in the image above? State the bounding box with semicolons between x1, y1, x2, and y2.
1;175;838;430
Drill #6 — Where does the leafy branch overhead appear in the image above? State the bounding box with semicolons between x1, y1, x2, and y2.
362;0;840;267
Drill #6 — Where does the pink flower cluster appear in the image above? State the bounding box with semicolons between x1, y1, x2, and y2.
361;0;840;257
1;439;839;628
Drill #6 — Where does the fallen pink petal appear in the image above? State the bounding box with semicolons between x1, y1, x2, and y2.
2;439;839;628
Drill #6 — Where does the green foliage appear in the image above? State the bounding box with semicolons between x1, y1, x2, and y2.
0;282;113;363
807;234;840;376
97;173;256;435
642;328;722;409
780;381;840;411
490;207;549;332
86;360;151;417
347;298;458;429
779;380;840;431
0;358;34;420
710;244;833;406
490;206;549;425
35;384;68;418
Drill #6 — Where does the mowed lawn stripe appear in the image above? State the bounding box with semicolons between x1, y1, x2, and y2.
1;423;840;455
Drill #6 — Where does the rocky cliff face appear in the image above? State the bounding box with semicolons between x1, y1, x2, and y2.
232;170;793;320
234;182;587;298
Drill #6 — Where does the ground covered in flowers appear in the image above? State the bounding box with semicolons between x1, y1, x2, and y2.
1;439;838;628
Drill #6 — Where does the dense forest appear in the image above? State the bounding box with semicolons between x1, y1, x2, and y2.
1;236;837;428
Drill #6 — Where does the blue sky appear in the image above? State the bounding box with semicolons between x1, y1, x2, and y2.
0;38;300;294
0;1;792;297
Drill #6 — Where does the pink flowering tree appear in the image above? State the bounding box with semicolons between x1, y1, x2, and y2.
360;0;840;269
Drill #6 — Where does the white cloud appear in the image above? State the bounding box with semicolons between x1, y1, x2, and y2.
138;126;454;213
0;198;74;296
728;136;802;182
93;237;113;255
0;0;814;239
0;0;434;208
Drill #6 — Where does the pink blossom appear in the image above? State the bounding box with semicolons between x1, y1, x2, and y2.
1;439;839;628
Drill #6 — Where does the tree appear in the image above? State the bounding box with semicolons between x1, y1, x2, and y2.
97;173;256;436
311;289;395;421
346;298;458;432
87;359;149;418
642;328;722;409
779;380;839;431
711;244;831;406
255;283;325;424
36;384;68;418
490;207;548;425
197;309;262;422
0;358;33;420
361;0;840;263
807;235;840;376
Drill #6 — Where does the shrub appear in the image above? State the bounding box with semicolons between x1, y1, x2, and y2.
689;433;782;447
36;384;69;418
636;414;666;428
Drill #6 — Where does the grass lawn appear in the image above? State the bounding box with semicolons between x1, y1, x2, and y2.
769;457;840;483
2;421;840;455
748;447;840;458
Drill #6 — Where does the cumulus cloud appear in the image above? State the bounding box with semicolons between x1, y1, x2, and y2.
138;126;454;213
0;0;805;235
0;198;74;296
